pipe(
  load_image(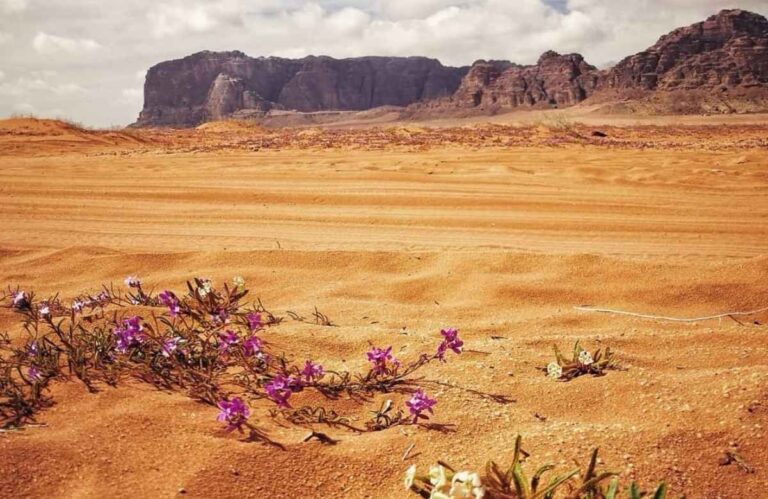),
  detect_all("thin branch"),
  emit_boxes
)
[402,442,415,461]
[573,305,768,323]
